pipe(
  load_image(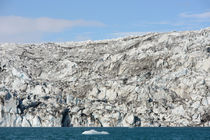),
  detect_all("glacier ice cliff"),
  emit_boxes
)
[0,28,210,127]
